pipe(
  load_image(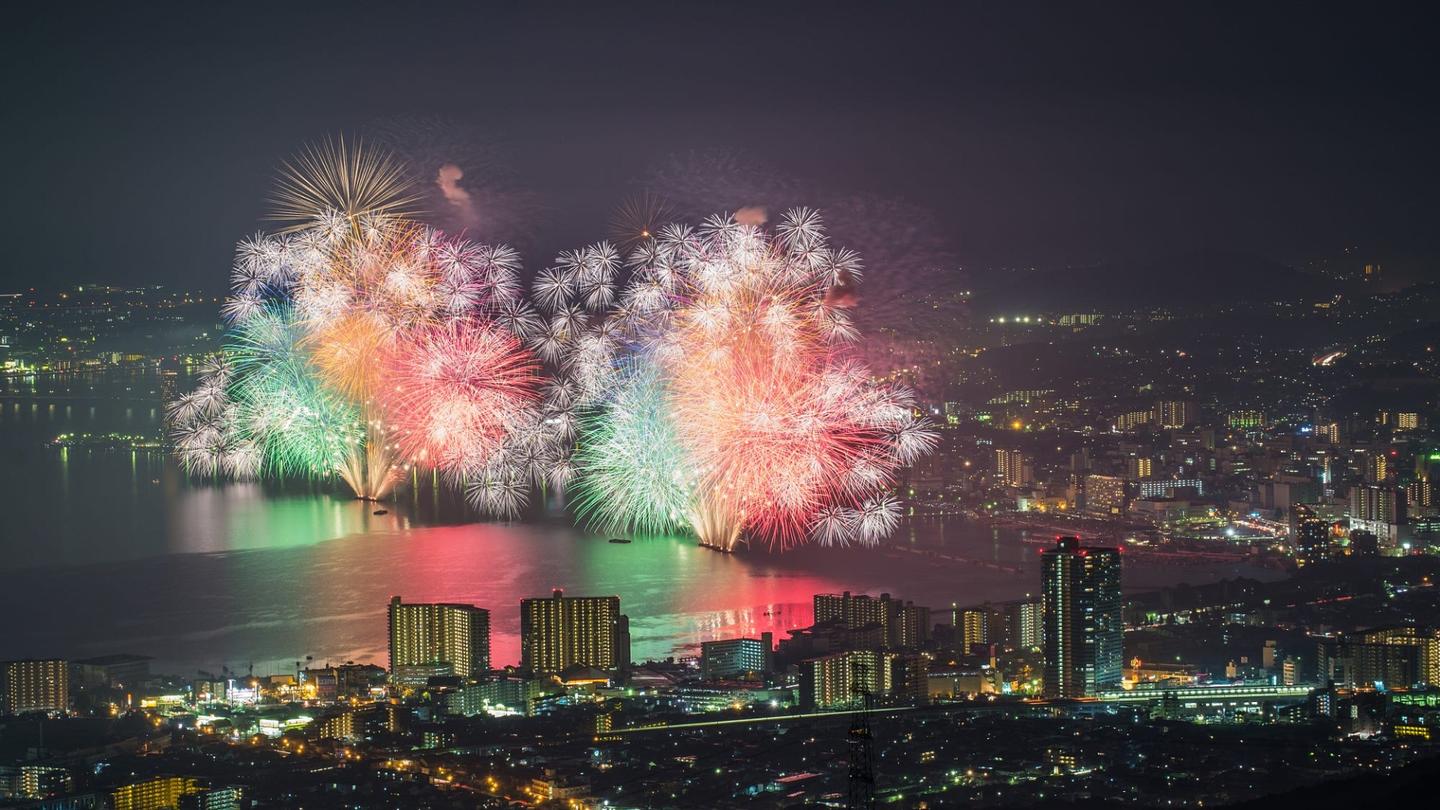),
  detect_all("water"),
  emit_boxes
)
[0,371,1282,676]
